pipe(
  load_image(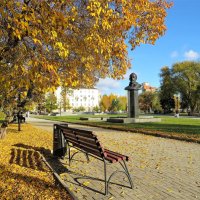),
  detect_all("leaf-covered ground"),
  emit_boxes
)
[0,124,71,200]
[50,123,200,199]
